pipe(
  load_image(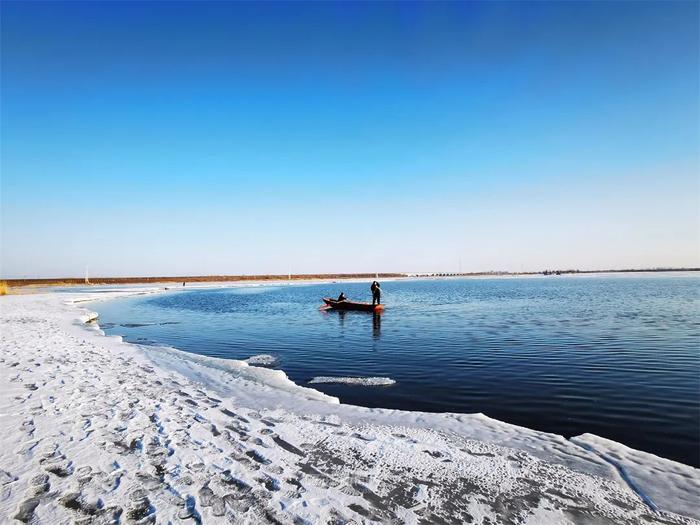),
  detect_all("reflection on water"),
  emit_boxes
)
[373,312,381,339]
[93,275,700,466]
[324,309,382,339]
[336,309,345,328]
